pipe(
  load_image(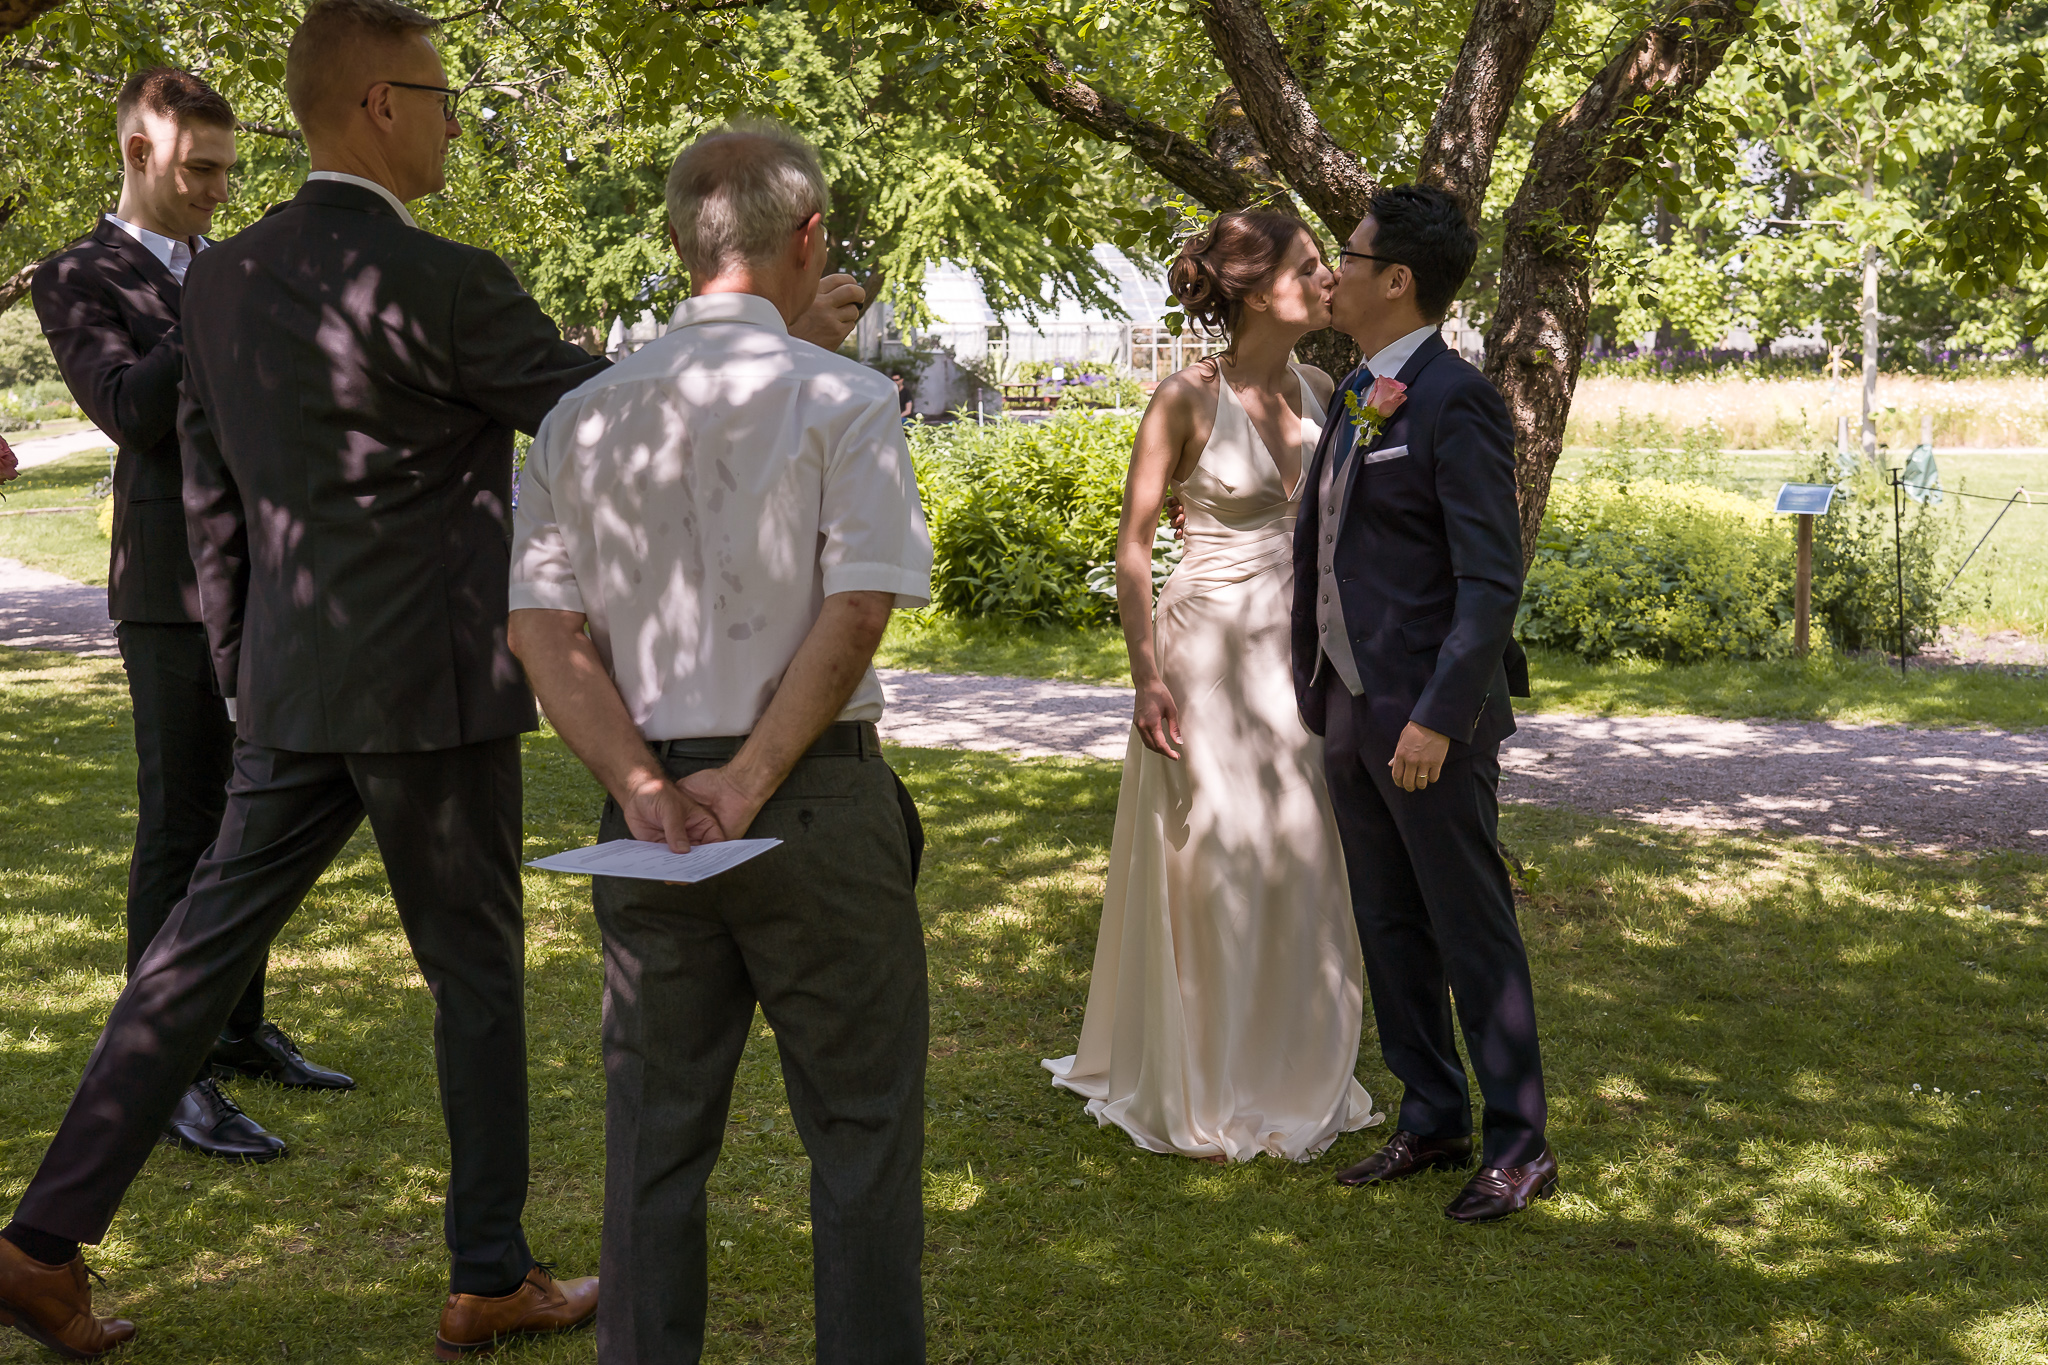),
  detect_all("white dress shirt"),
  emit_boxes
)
[305,170,418,227]
[104,214,206,285]
[1363,322,1442,385]
[510,291,933,740]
